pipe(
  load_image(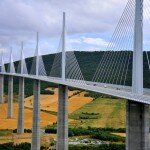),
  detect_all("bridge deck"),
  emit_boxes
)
[1,73,150,104]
